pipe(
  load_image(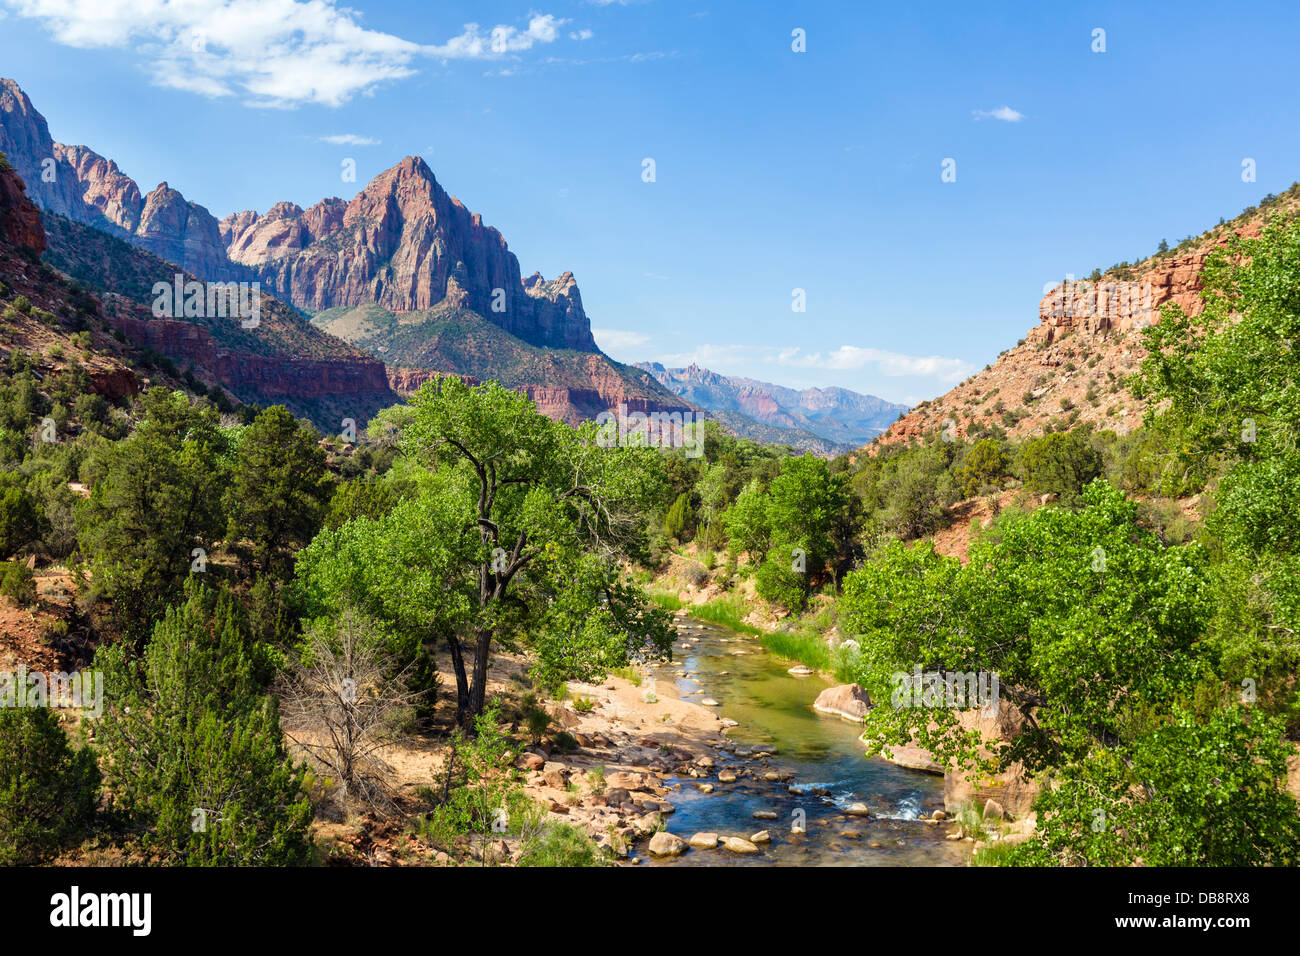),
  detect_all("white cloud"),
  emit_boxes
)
[570,29,594,41]
[779,345,972,381]
[972,105,1025,122]
[593,328,651,350]
[318,133,380,146]
[4,1,571,107]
